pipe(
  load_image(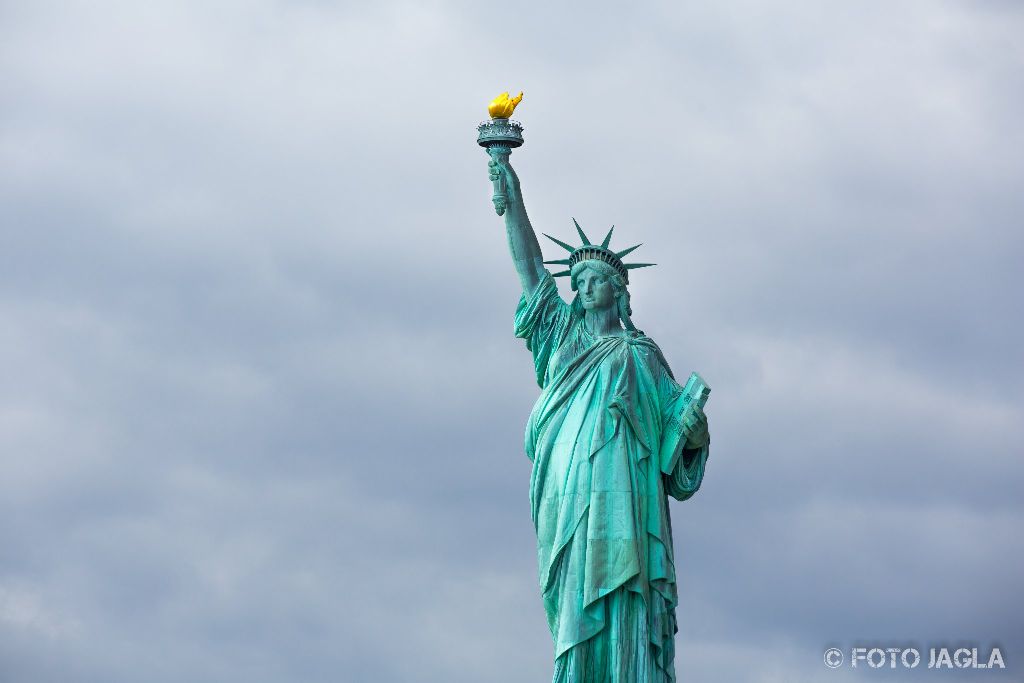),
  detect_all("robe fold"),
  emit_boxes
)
[515,272,710,683]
